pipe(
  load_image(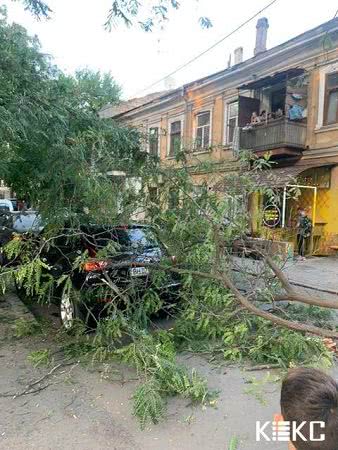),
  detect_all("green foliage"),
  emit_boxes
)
[115,331,176,374]
[15,0,212,33]
[115,331,215,428]
[104,0,212,32]
[14,259,51,299]
[27,348,52,367]
[284,304,333,328]
[13,318,43,338]
[174,279,238,347]
[133,379,166,429]
[228,436,240,450]
[131,289,163,327]
[0,9,143,223]
[91,314,128,361]
[173,279,333,368]
[17,0,52,19]
[0,234,54,301]
[247,323,333,368]
[2,237,54,302]
[244,372,280,405]
[72,69,121,113]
